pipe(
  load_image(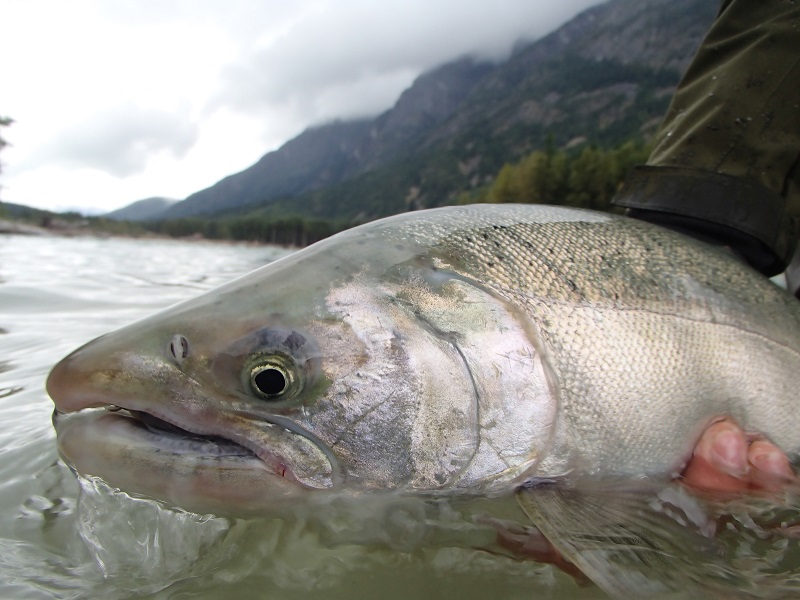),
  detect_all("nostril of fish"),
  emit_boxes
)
[169,334,190,363]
